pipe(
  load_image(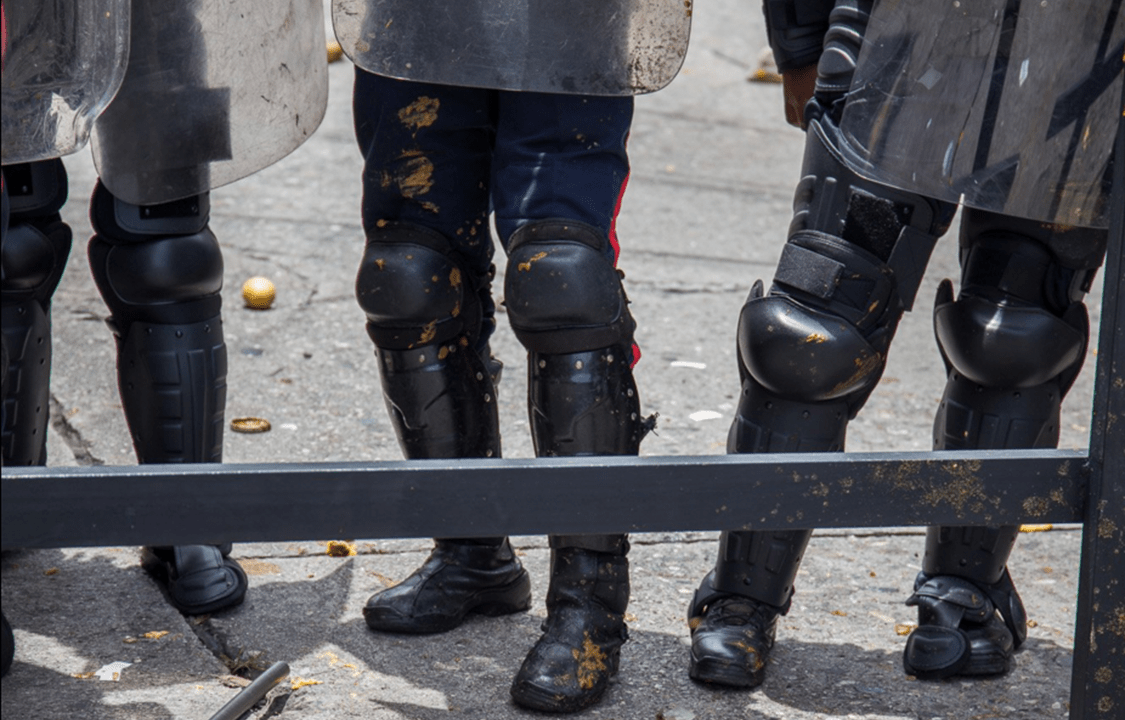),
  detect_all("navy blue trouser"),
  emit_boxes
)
[353,69,634,349]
